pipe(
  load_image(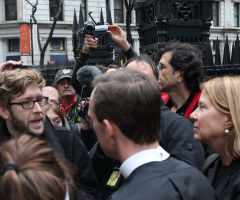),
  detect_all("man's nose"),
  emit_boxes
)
[33,101,43,113]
